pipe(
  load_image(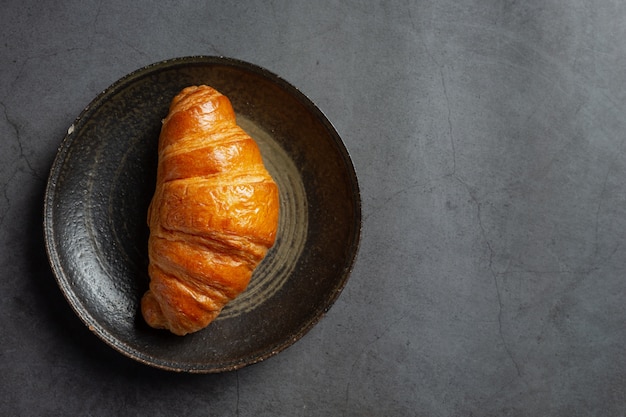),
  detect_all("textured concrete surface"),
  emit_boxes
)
[2,0,626,415]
